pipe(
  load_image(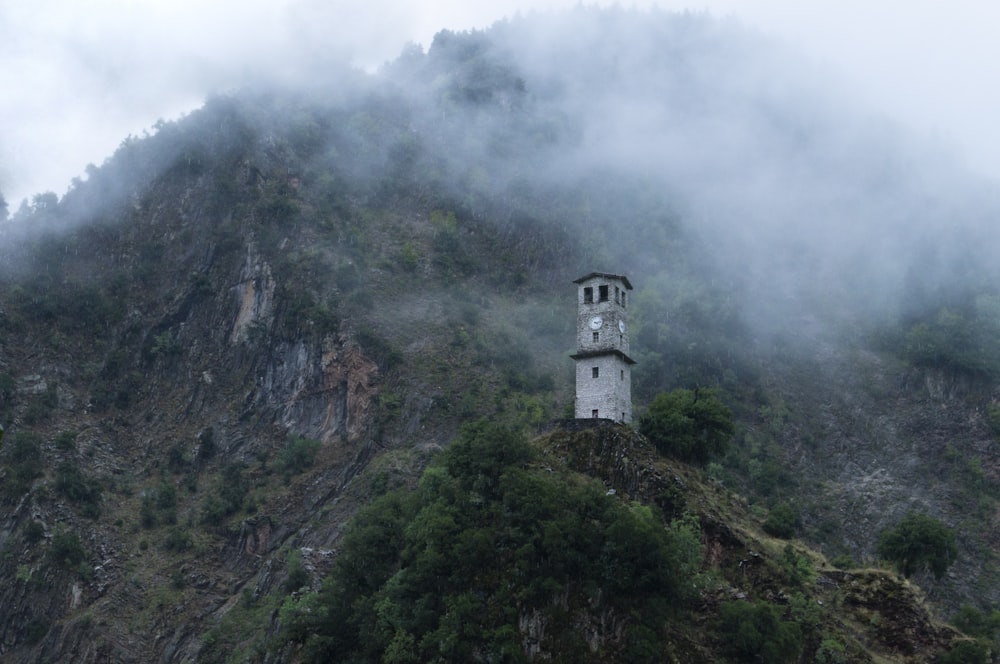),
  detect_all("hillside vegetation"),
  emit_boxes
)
[0,7,999,662]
